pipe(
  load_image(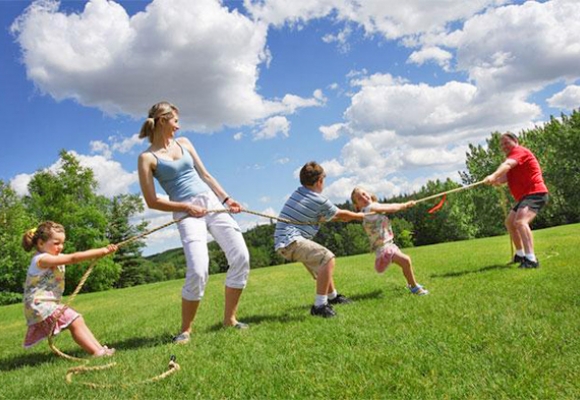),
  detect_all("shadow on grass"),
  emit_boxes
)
[0,332,172,372]
[348,289,384,302]
[430,263,513,279]
[0,351,57,372]
[284,289,385,313]
[204,290,385,332]
[205,313,307,332]
[108,331,174,351]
